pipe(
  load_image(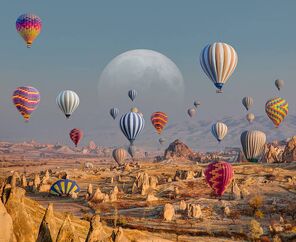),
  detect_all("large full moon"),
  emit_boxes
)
[98,49,185,115]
